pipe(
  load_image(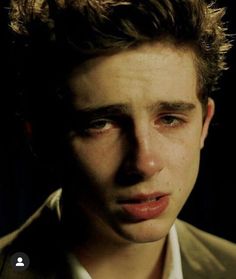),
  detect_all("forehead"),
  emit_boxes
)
[68,42,198,108]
